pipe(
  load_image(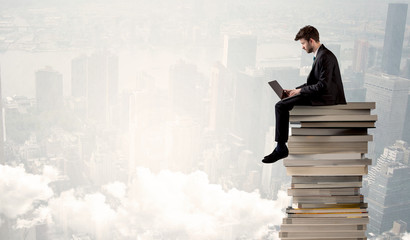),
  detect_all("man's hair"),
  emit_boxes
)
[294,25,320,42]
